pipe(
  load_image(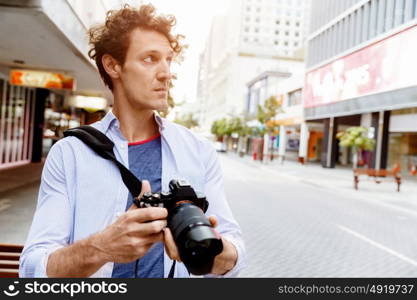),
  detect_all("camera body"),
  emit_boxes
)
[134,179,223,275]
[134,179,208,212]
